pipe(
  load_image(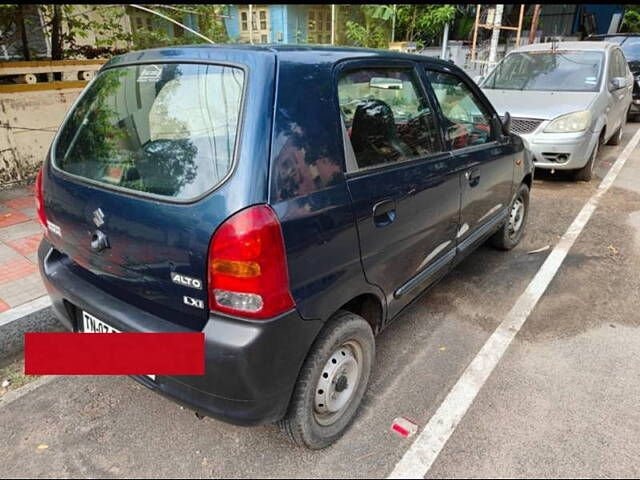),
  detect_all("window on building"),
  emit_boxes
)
[241,12,248,31]
[238,7,269,43]
[260,10,267,30]
[308,7,331,44]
